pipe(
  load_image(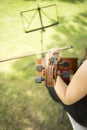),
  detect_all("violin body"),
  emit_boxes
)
[35,57,78,86]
